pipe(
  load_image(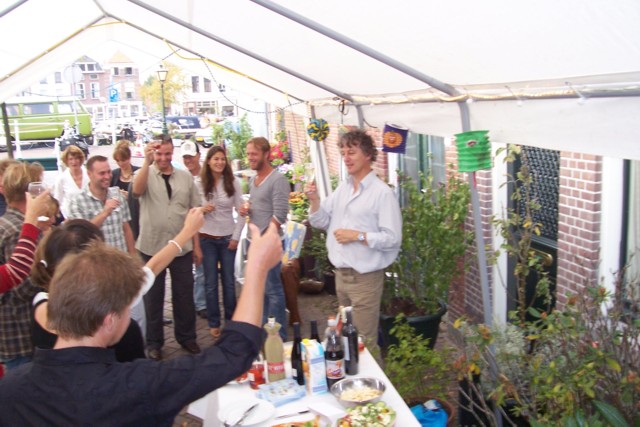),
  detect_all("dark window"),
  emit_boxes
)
[401,133,446,189]
[125,67,133,75]
[113,68,120,76]
[204,78,211,92]
[192,76,199,93]
[55,72,62,83]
